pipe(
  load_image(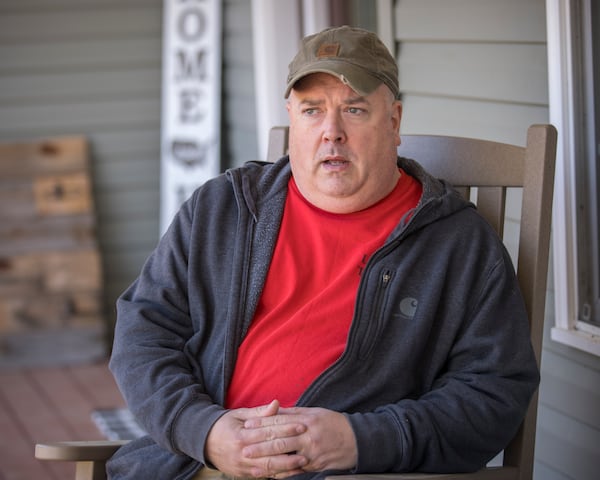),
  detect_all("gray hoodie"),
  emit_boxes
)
[108,155,539,479]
